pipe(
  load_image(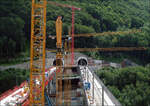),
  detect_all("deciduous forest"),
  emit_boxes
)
[97,66,150,106]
